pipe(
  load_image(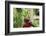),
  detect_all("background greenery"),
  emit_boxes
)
[13,8,39,28]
